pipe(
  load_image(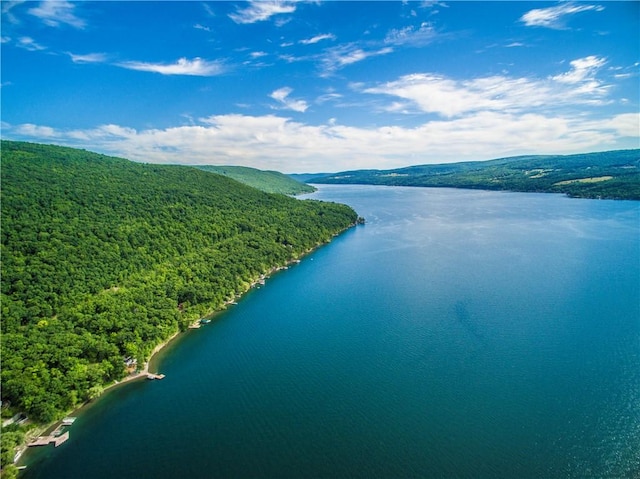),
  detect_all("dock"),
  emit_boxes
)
[146,373,165,380]
[28,431,69,448]
[62,417,77,426]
